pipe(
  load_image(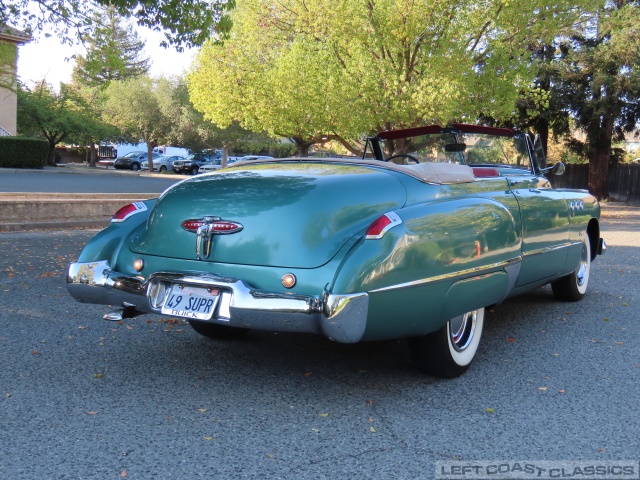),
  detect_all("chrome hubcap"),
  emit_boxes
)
[576,242,589,286]
[449,311,477,352]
